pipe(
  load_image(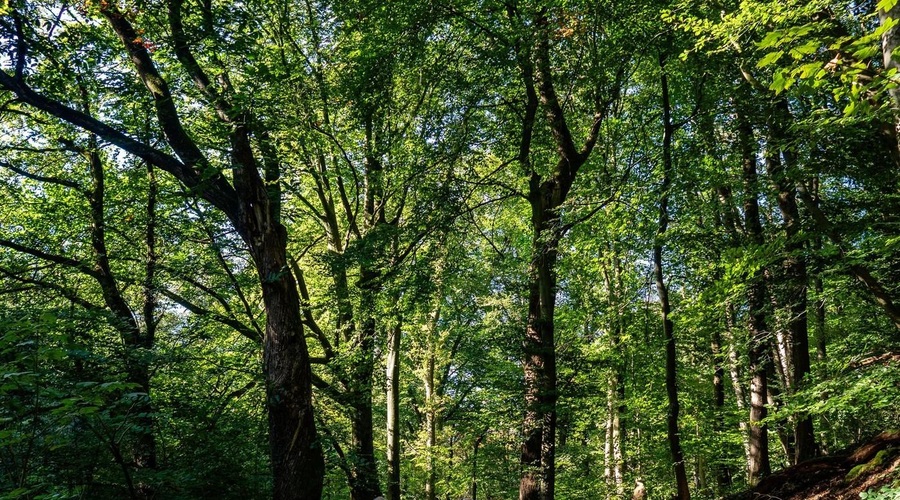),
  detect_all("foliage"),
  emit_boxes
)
[0,0,898,498]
